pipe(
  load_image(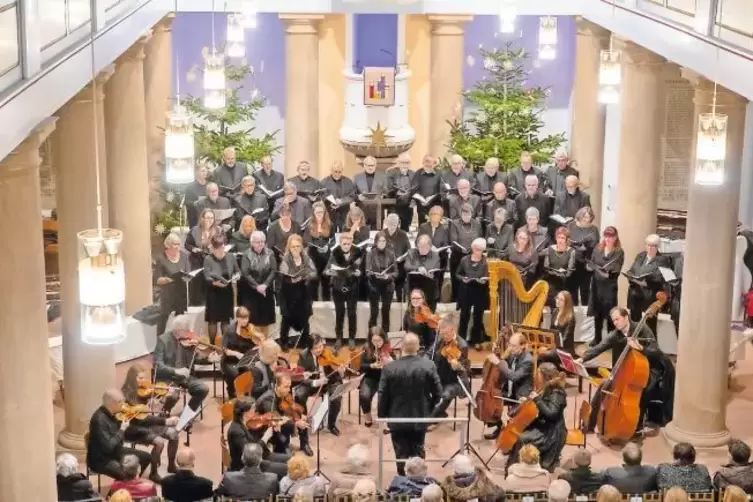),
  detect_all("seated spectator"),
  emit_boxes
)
[664,486,690,502]
[279,455,327,497]
[422,484,444,502]
[596,485,621,502]
[329,444,373,497]
[548,479,571,502]
[108,454,159,499]
[293,486,315,502]
[109,490,133,502]
[559,449,605,494]
[714,439,753,492]
[723,485,750,502]
[387,456,440,496]
[56,453,97,502]
[442,454,505,502]
[657,442,712,492]
[160,447,214,502]
[505,444,551,493]
[217,443,279,500]
[603,442,658,493]
[352,479,379,502]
